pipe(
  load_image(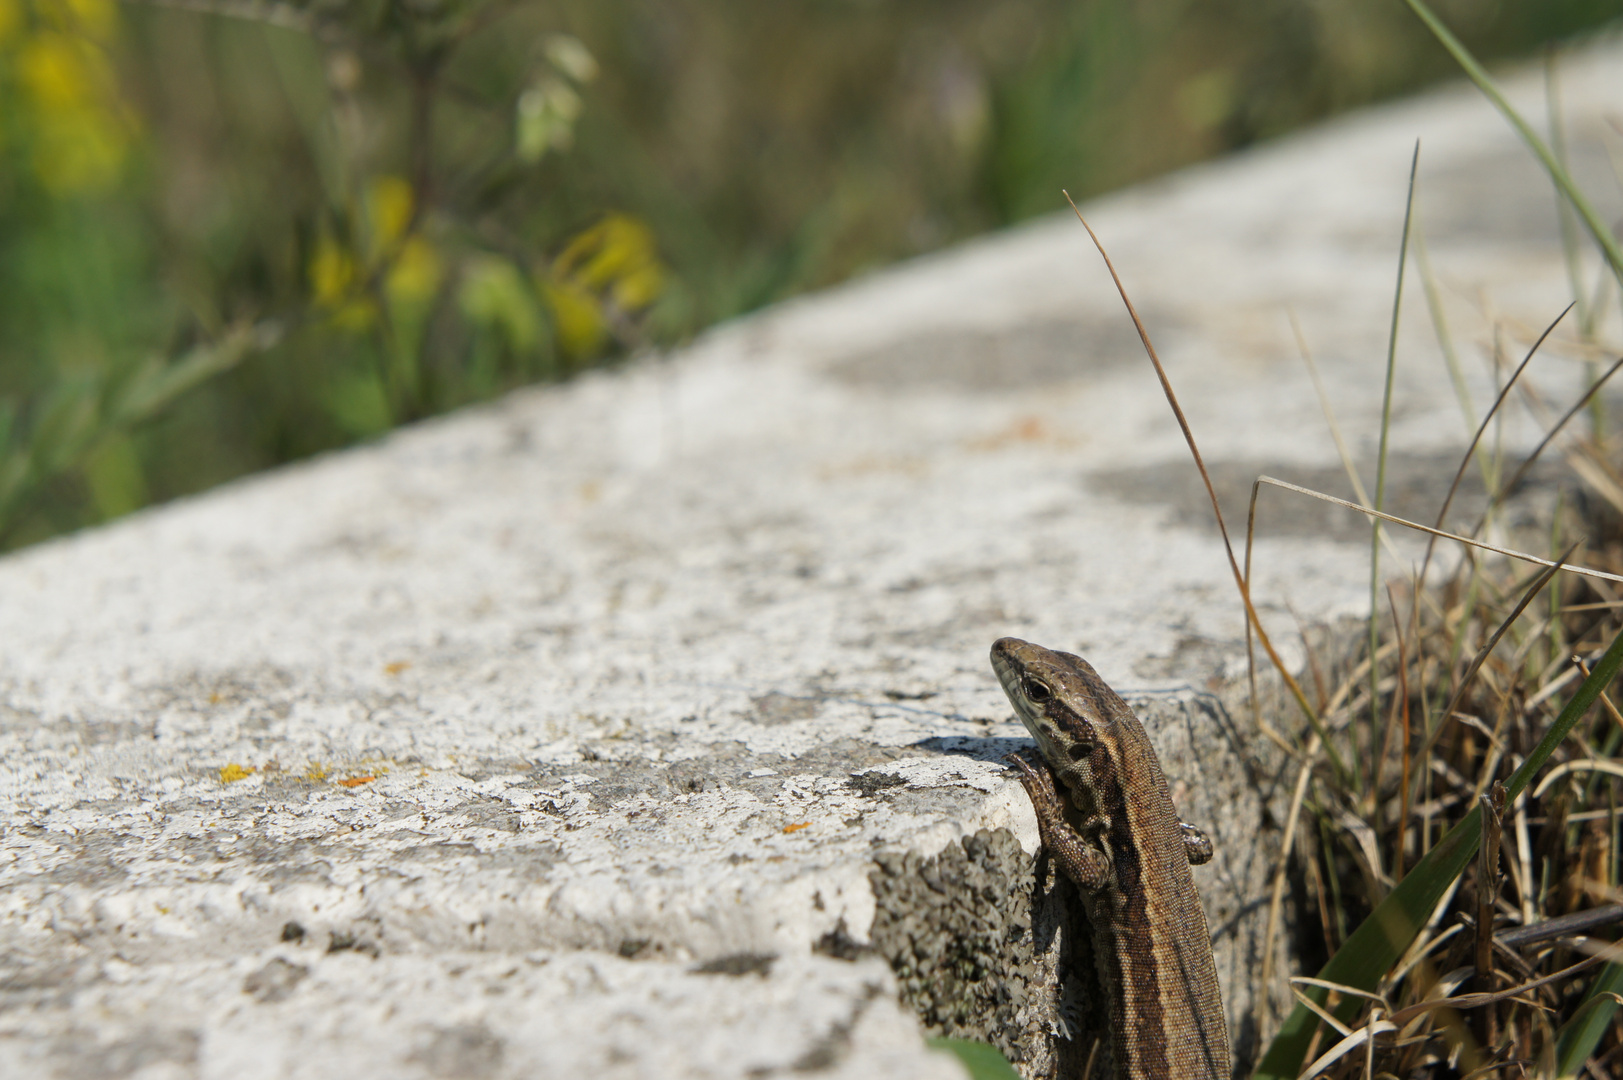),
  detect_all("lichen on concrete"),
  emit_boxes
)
[869,829,1049,1071]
